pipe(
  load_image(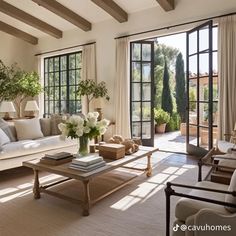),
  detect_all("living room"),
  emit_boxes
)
[0,0,236,236]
